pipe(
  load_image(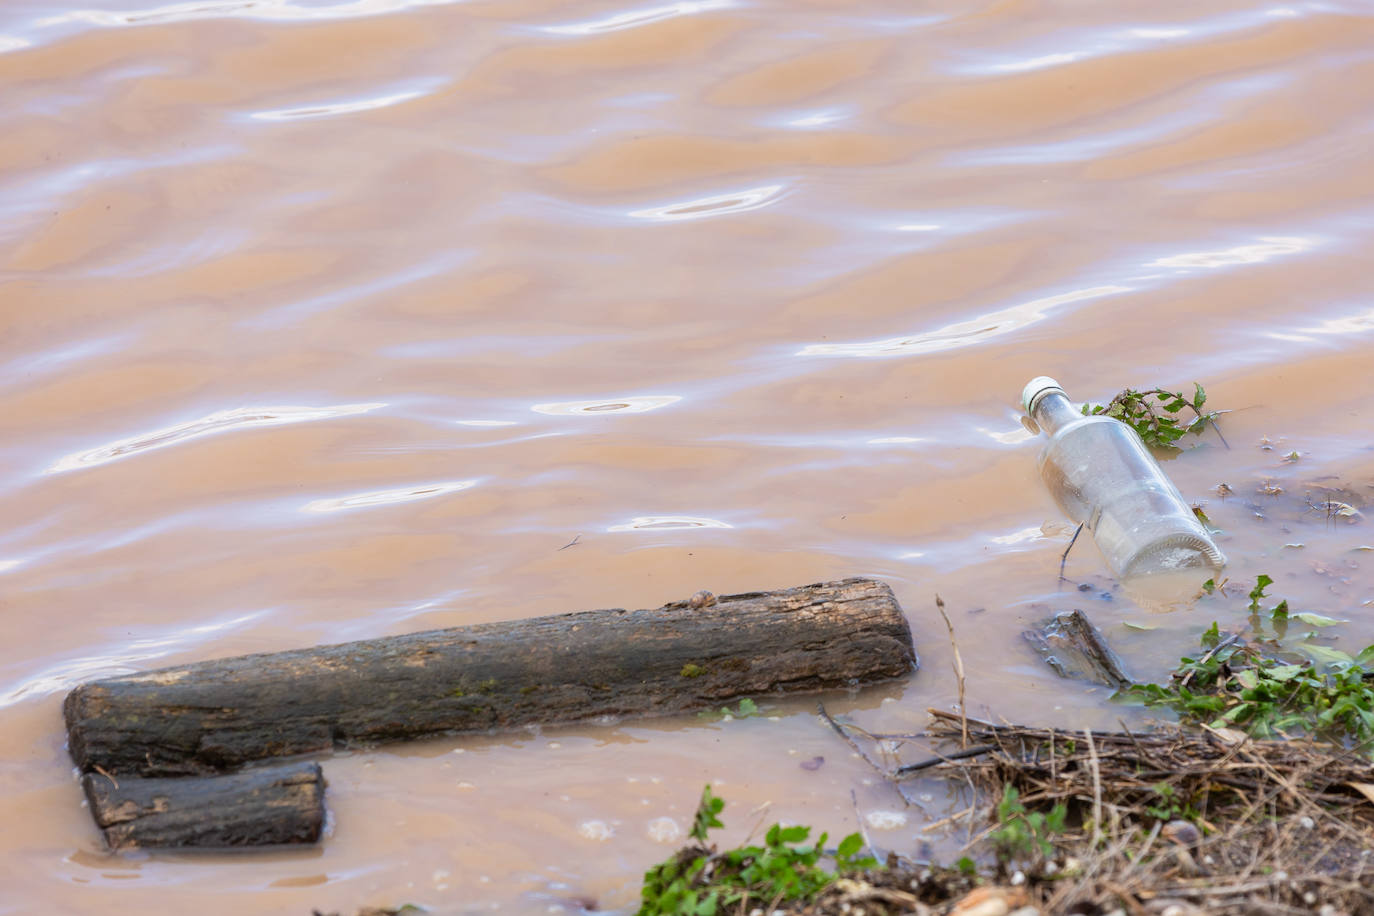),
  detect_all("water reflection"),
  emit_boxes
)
[1300,305,1374,335]
[607,516,731,531]
[0,334,133,384]
[777,108,851,129]
[538,0,734,36]
[532,396,680,416]
[250,81,442,121]
[303,479,477,513]
[961,5,1330,75]
[0,609,270,708]
[1149,236,1314,270]
[35,0,468,29]
[798,285,1130,358]
[45,403,385,474]
[628,184,786,222]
